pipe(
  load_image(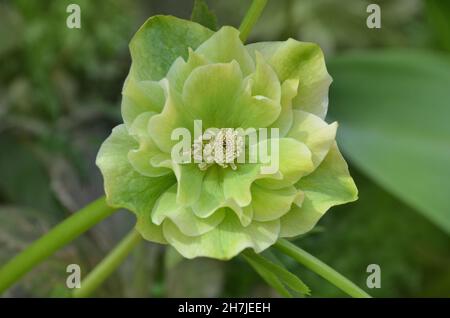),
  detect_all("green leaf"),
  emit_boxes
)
[328,50,450,235]
[243,249,310,296]
[190,0,218,31]
[426,0,450,52]
[129,15,213,81]
[242,253,292,297]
